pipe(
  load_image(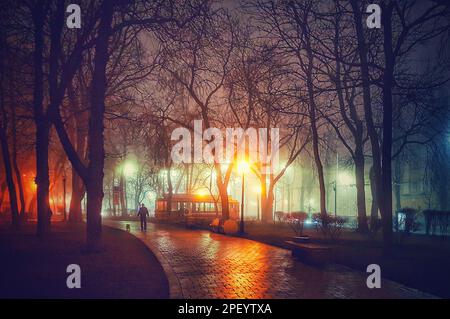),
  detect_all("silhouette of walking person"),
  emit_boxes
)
[137,203,149,231]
